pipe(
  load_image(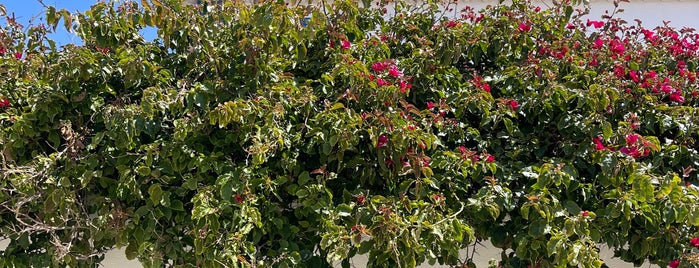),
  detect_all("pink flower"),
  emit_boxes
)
[668,259,680,268]
[445,20,458,28]
[399,80,412,93]
[592,38,604,49]
[592,137,605,151]
[482,83,491,93]
[670,92,685,103]
[376,78,390,87]
[385,158,395,168]
[518,23,531,32]
[388,66,403,78]
[508,100,519,110]
[620,146,642,158]
[341,39,351,50]
[377,135,388,148]
[566,23,576,29]
[610,39,625,55]
[629,71,639,83]
[586,19,604,29]
[690,237,699,248]
[0,98,9,109]
[626,133,639,145]
[427,102,435,109]
[483,154,495,163]
[14,52,22,59]
[534,6,541,12]
[458,146,468,154]
[371,61,388,72]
